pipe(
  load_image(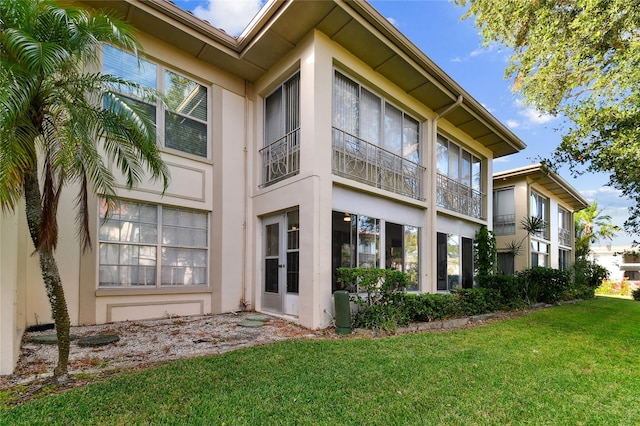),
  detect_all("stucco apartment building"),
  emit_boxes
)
[0,0,532,374]
[492,164,588,274]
